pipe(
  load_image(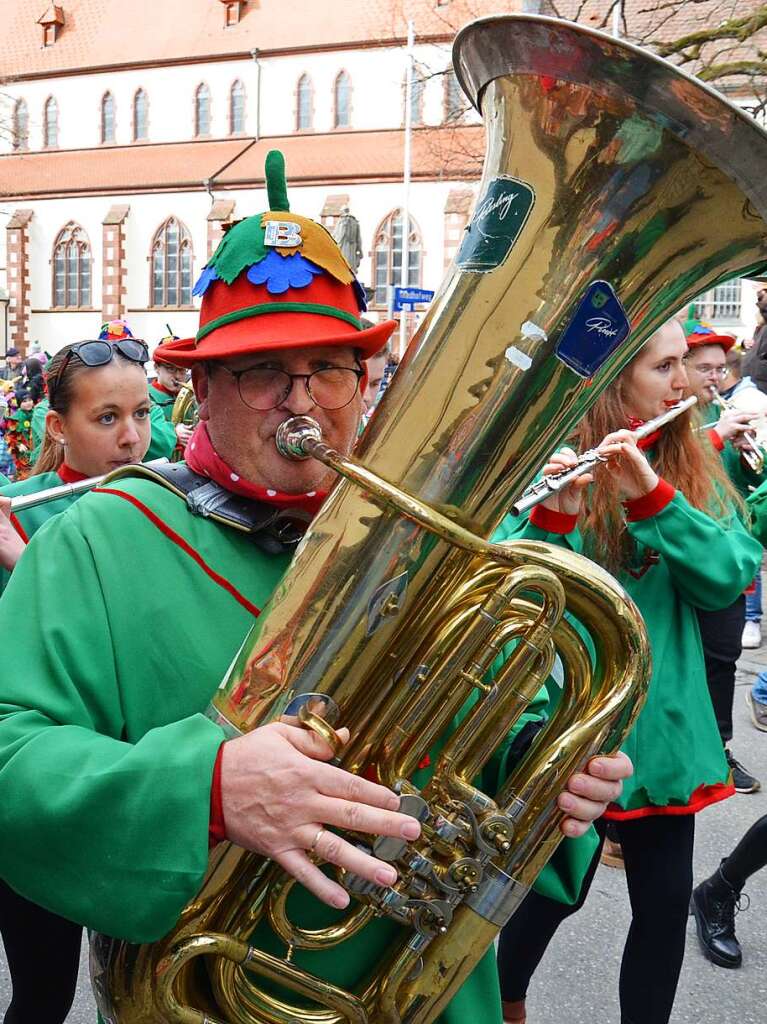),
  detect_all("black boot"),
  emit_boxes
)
[690,865,744,968]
